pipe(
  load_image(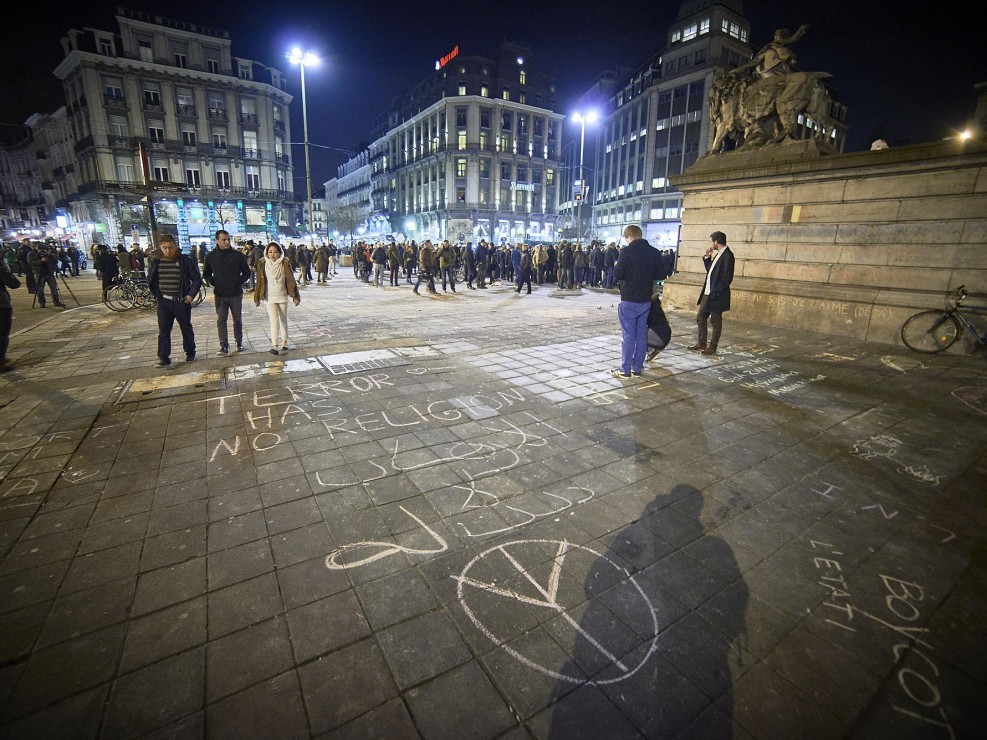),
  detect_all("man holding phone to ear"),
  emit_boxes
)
[691,231,735,356]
